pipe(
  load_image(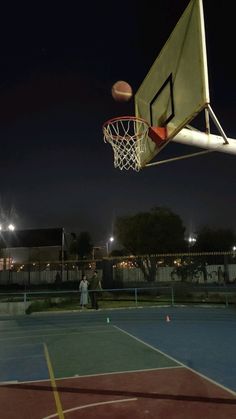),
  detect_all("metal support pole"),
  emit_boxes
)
[61,228,64,281]
[171,286,174,306]
[134,288,138,307]
[24,293,27,313]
